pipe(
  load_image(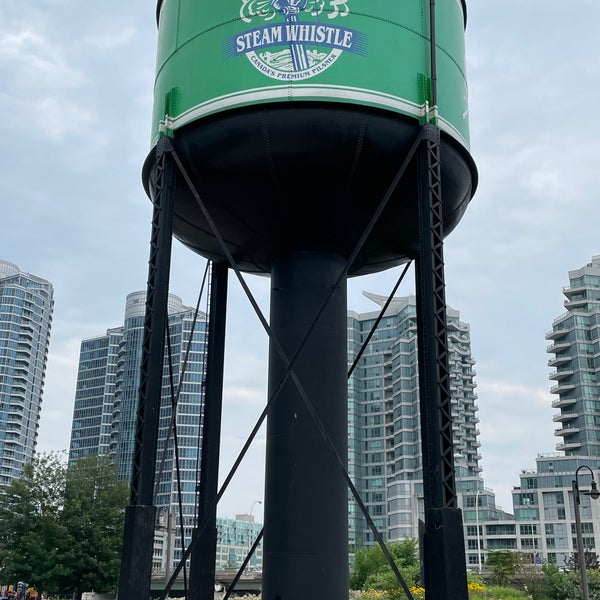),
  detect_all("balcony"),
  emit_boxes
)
[553,412,578,422]
[549,368,574,380]
[554,425,580,437]
[548,355,571,367]
[564,297,588,309]
[550,383,575,394]
[556,441,582,451]
[551,397,577,409]
[465,433,480,443]
[563,284,587,295]
[546,341,571,353]
[546,326,569,340]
